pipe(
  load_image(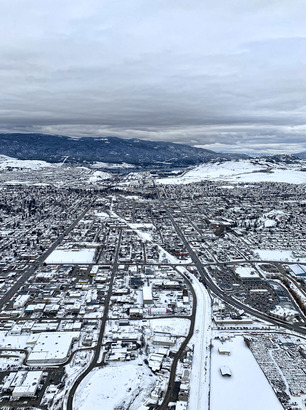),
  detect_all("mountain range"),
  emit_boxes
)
[0,133,304,168]
[0,133,247,167]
